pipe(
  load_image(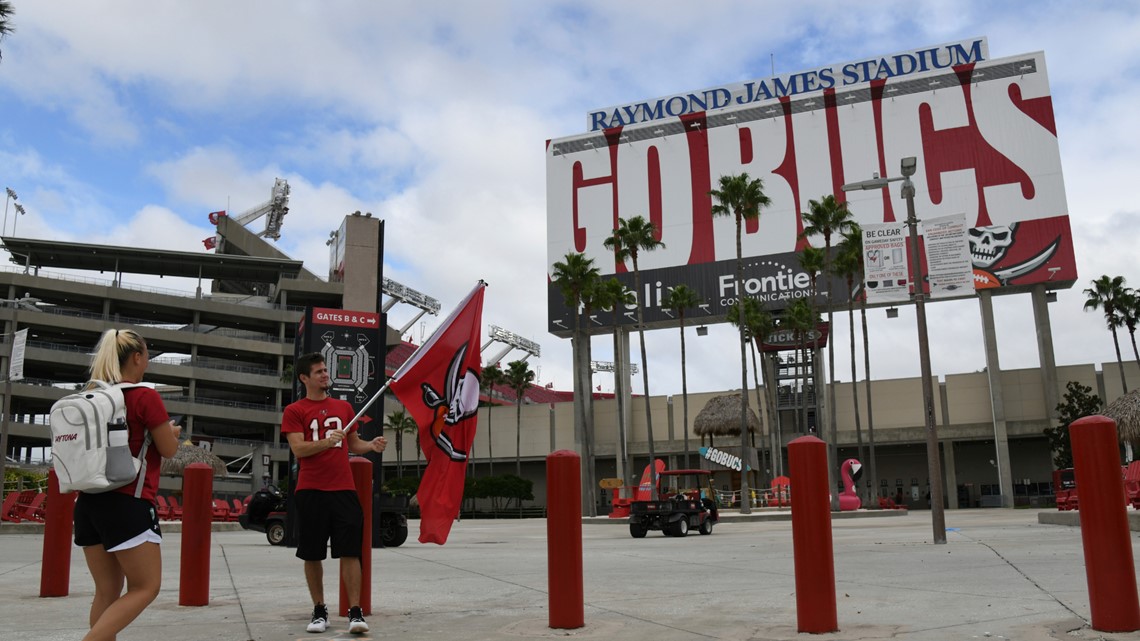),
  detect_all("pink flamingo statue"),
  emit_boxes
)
[839,458,863,511]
